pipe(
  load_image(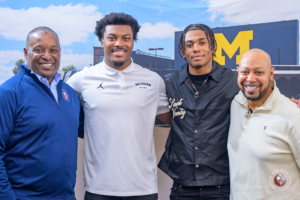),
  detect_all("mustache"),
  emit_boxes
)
[112,47,126,51]
[243,82,261,87]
